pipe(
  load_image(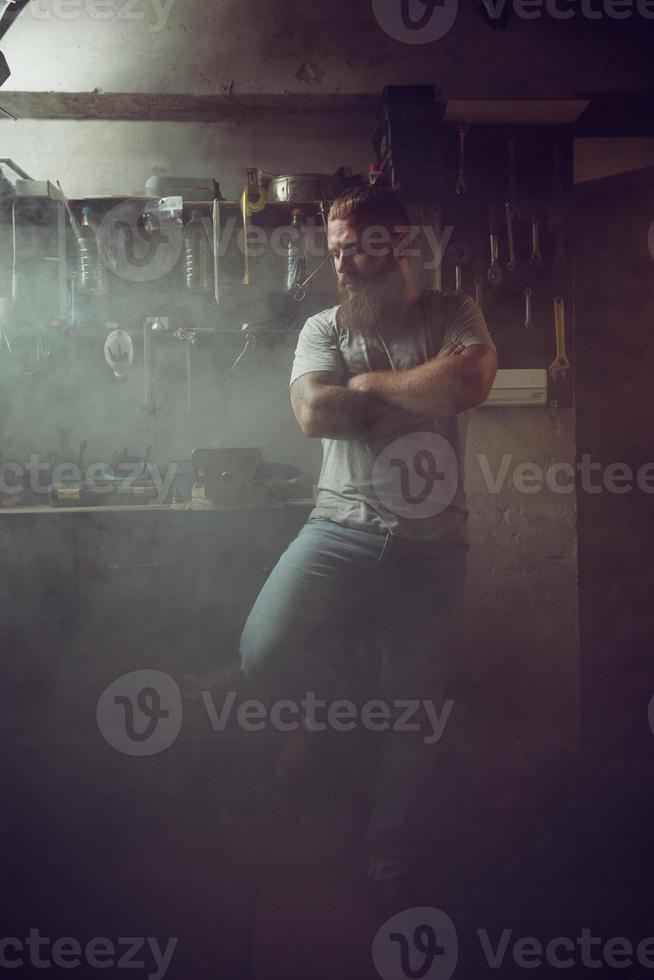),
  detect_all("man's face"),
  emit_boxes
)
[327,217,397,299]
[327,217,406,336]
